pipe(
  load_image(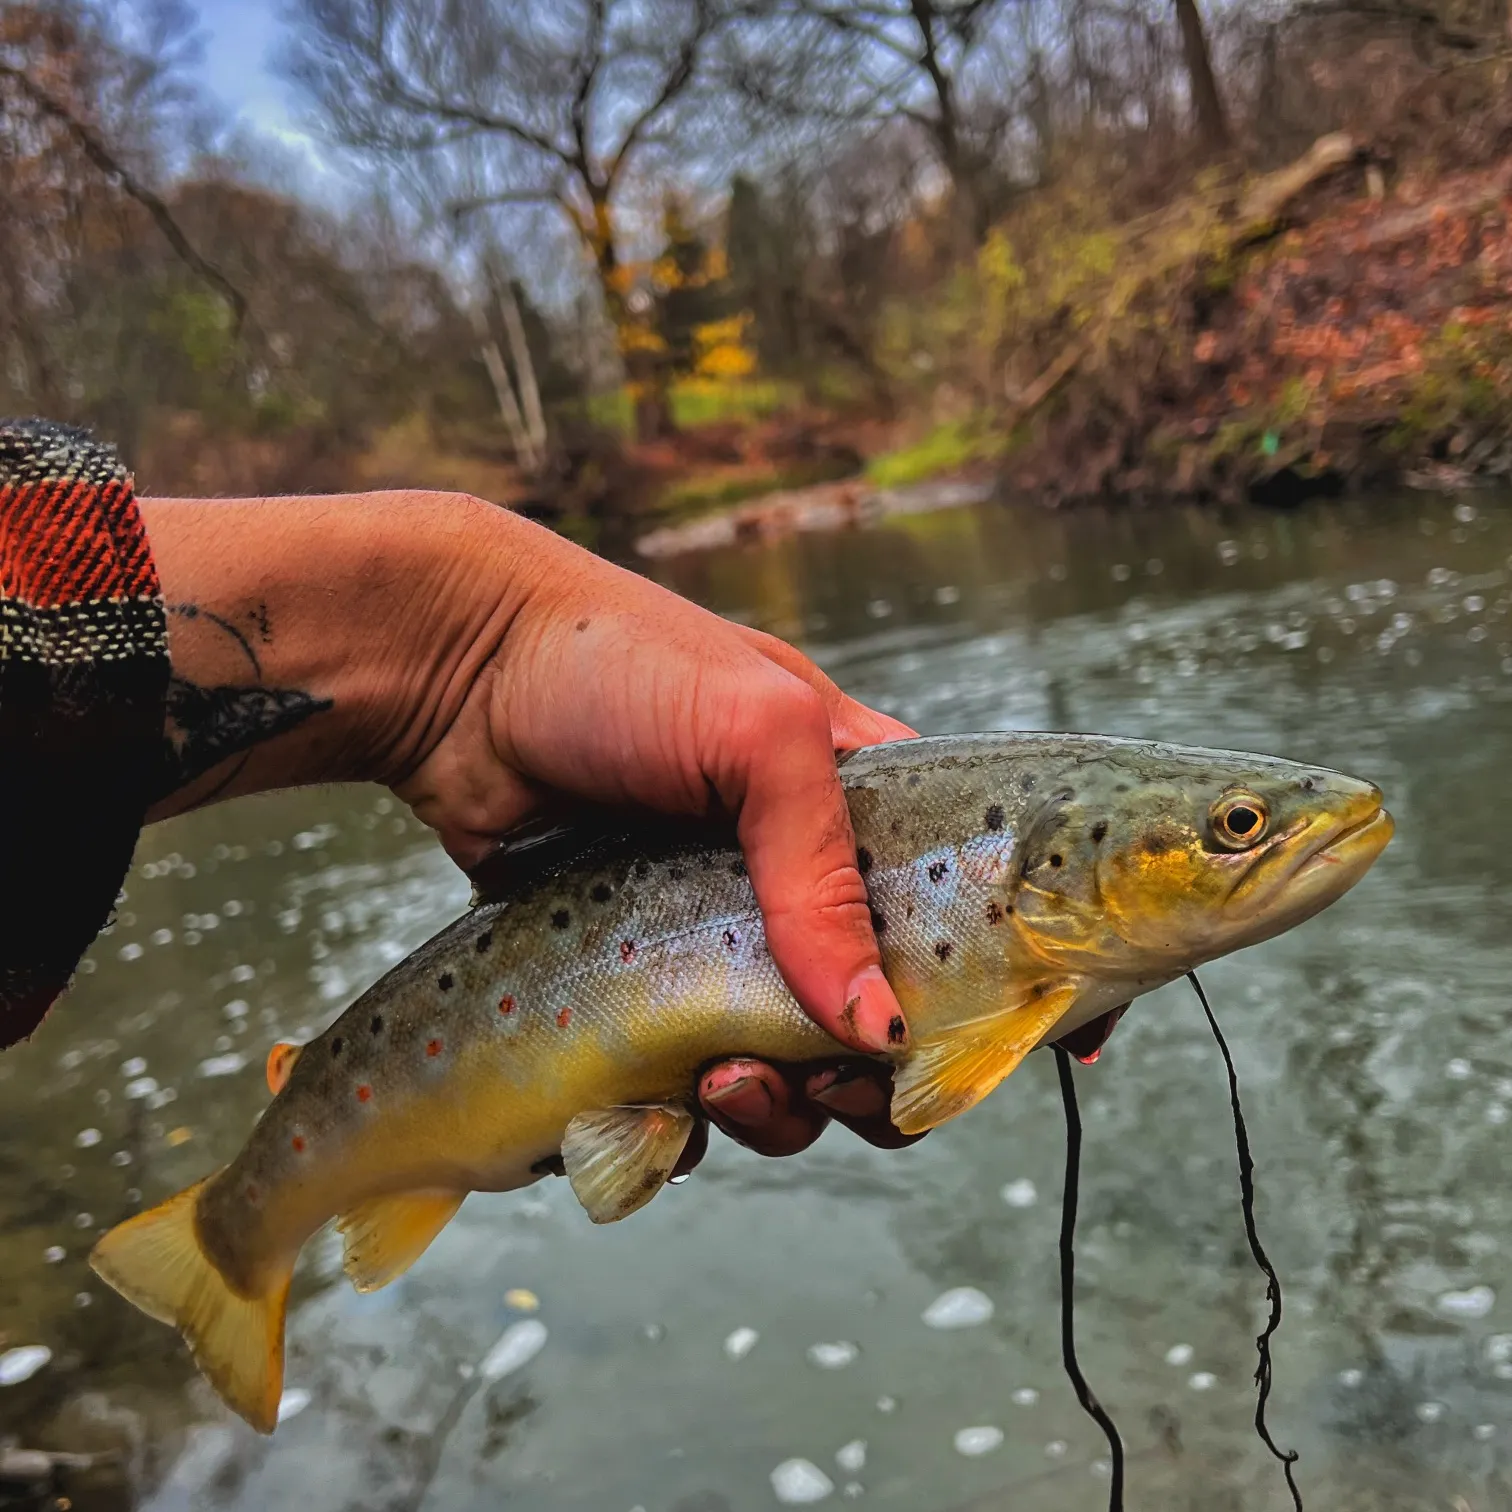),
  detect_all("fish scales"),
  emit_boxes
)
[89,732,1394,1431]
